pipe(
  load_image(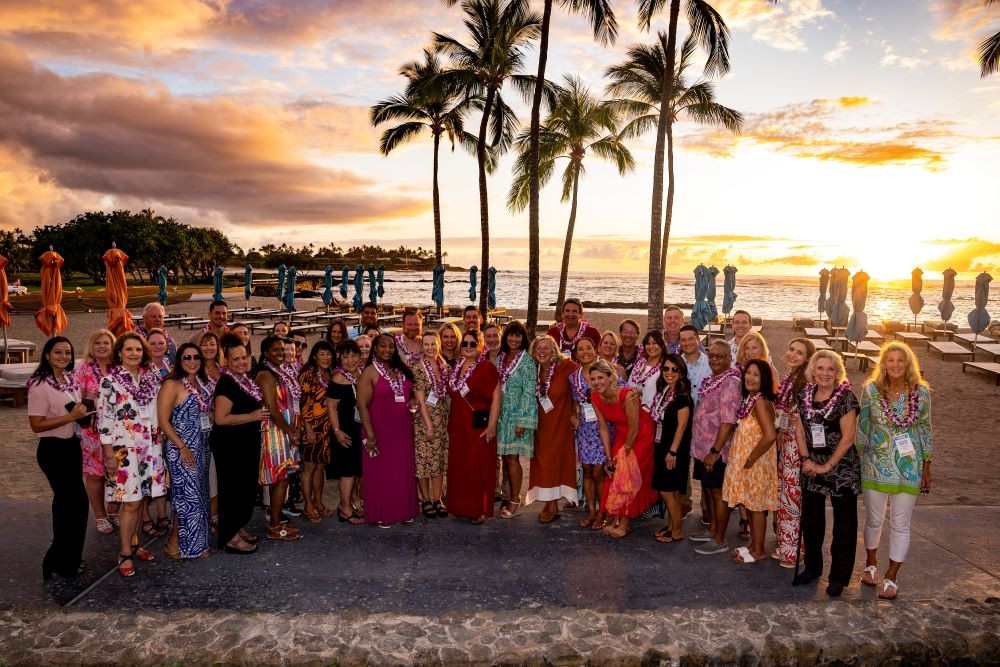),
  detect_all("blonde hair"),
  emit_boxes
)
[438,322,462,354]
[599,330,621,359]
[867,341,928,394]
[83,328,116,362]
[736,330,770,367]
[529,334,565,363]
[589,358,616,377]
[804,349,846,385]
